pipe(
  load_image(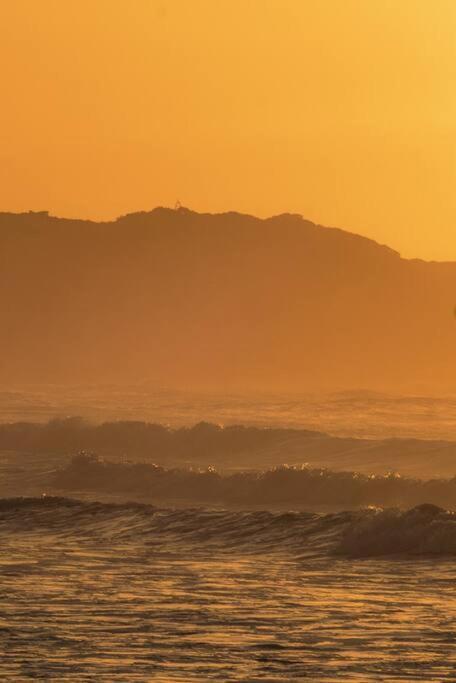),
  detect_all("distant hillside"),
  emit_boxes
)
[1,207,455,391]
